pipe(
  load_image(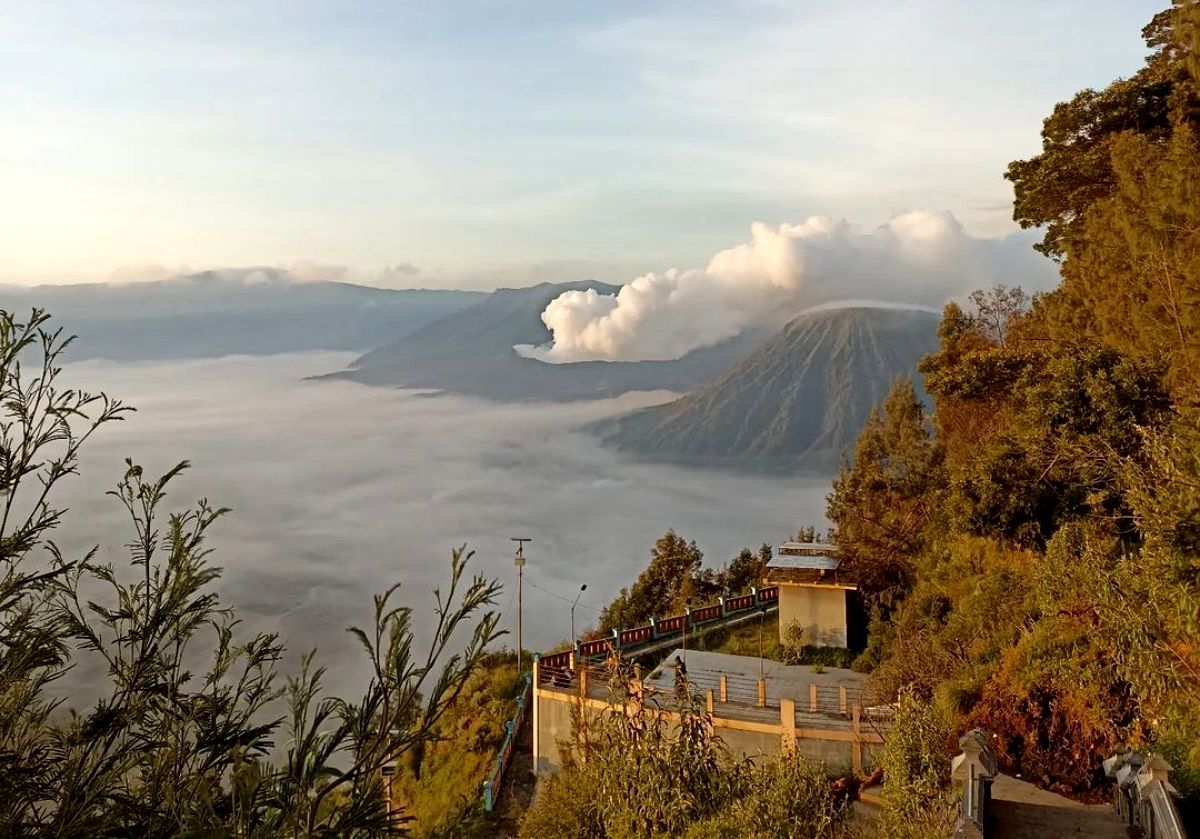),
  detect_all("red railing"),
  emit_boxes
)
[690,604,722,623]
[578,638,611,658]
[619,624,653,646]
[656,614,687,634]
[756,586,779,603]
[725,593,755,612]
